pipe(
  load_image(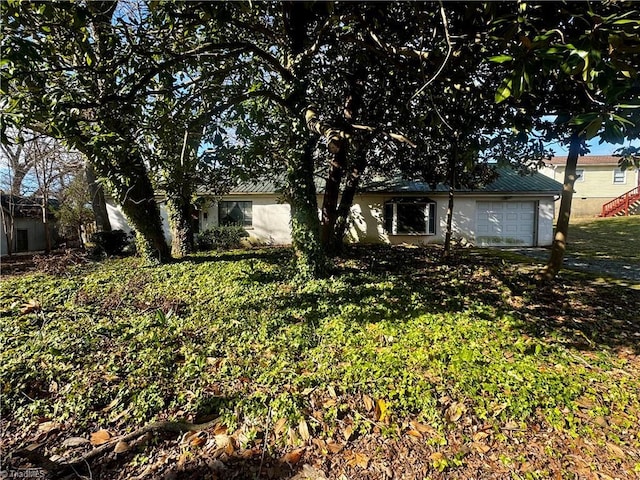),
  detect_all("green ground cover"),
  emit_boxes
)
[568,216,640,261]
[1,246,639,478]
